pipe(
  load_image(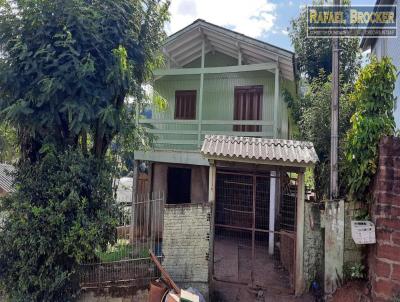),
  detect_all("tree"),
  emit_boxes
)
[0,0,168,160]
[284,73,355,199]
[0,0,169,300]
[286,1,362,199]
[289,1,361,82]
[345,57,397,200]
[0,122,18,163]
